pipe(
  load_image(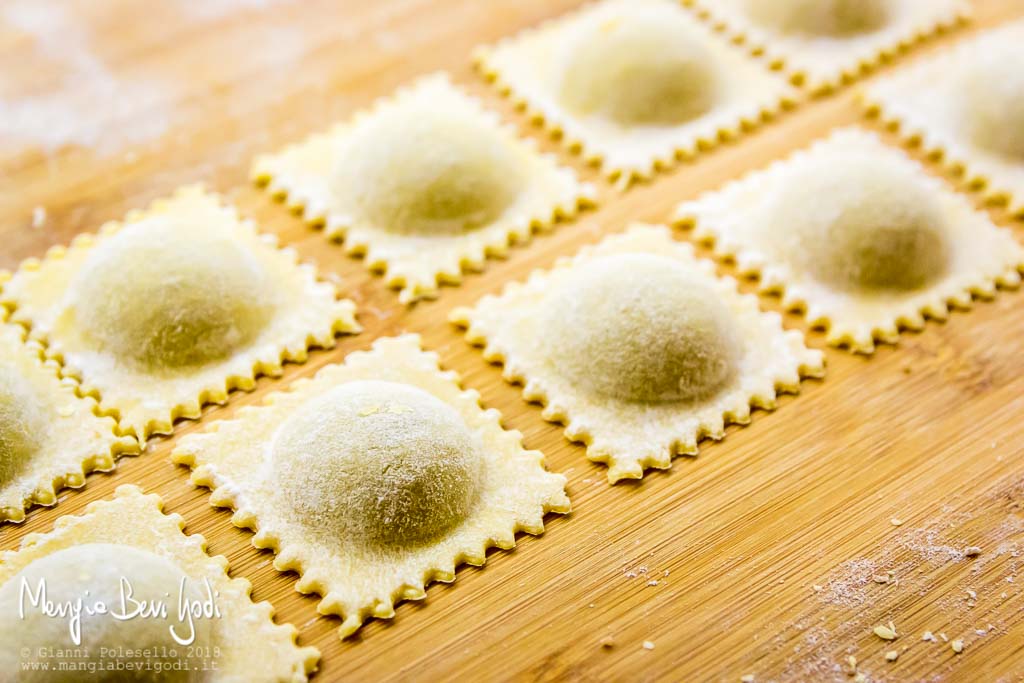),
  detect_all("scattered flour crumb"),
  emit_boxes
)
[642,641,655,651]
[873,622,897,641]
[885,650,899,662]
[891,518,904,526]
[922,631,936,642]
[31,206,46,229]
[819,558,879,607]
[951,639,964,653]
